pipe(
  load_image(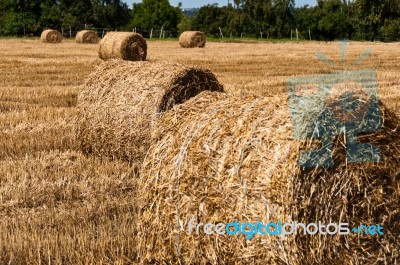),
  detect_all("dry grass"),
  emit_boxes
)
[0,38,399,264]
